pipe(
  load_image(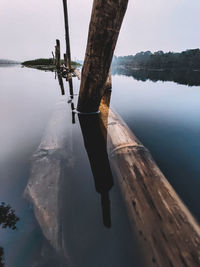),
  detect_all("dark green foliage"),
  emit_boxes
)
[0,202,19,230]
[22,58,81,66]
[0,202,19,266]
[22,58,54,66]
[113,49,200,70]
